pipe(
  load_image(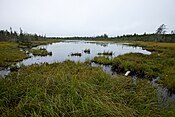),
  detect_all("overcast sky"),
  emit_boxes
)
[0,0,175,37]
